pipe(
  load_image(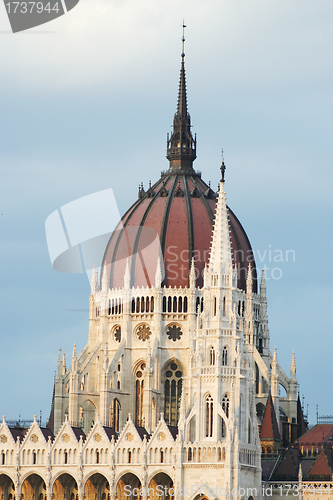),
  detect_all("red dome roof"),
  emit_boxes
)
[104,172,257,292]
[104,53,257,292]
